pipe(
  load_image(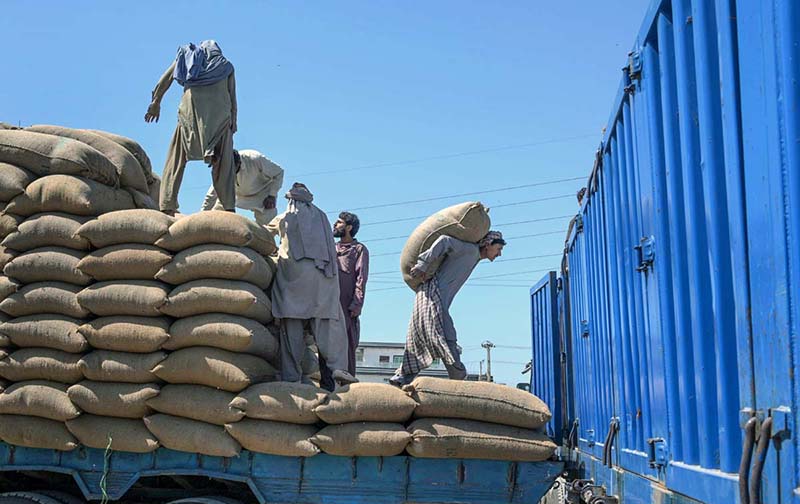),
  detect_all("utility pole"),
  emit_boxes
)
[479,360,484,380]
[481,340,495,382]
